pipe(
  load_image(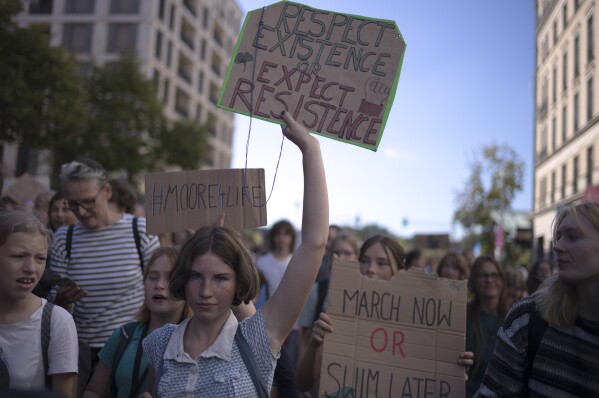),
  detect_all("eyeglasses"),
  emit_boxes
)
[475,272,502,281]
[64,188,104,212]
